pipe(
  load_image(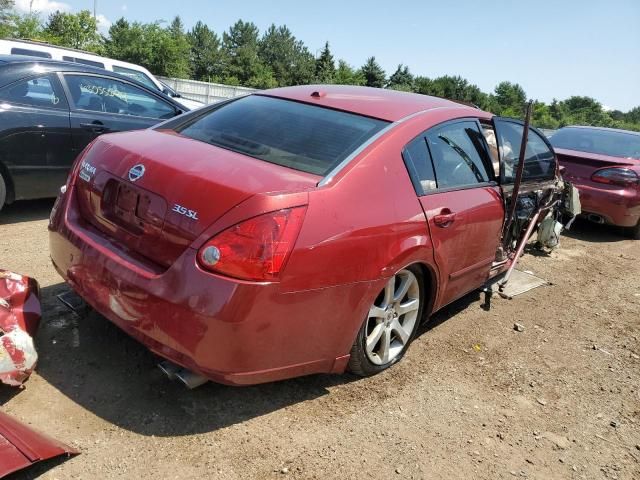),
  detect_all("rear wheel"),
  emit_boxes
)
[348,266,424,377]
